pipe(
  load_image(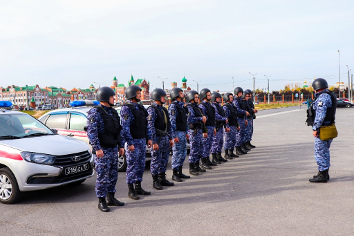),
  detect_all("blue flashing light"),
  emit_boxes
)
[70,100,99,107]
[0,101,12,108]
